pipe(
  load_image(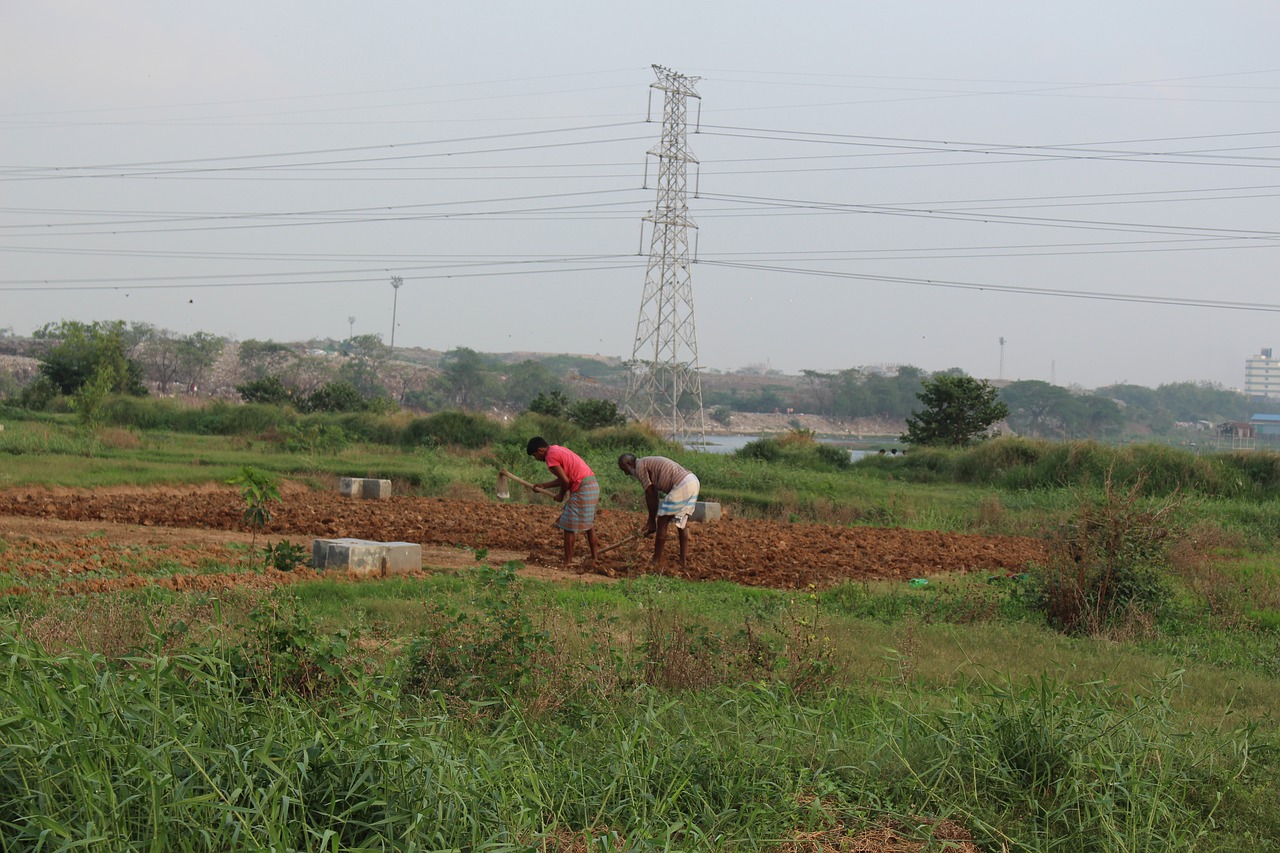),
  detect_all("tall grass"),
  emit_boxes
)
[0,618,1261,851]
